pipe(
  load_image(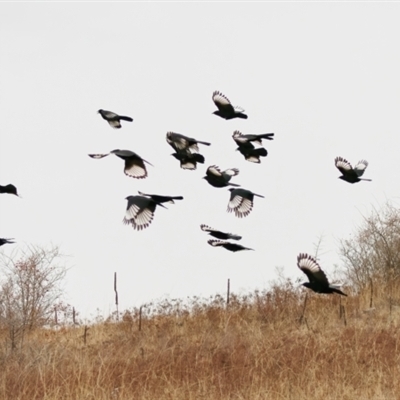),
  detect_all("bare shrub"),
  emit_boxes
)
[340,202,400,293]
[0,244,67,349]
